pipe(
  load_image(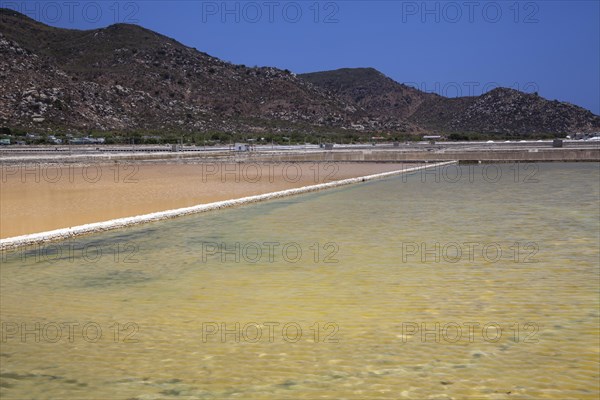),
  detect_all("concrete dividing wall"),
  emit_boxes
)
[2,147,598,164]
[249,148,600,163]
